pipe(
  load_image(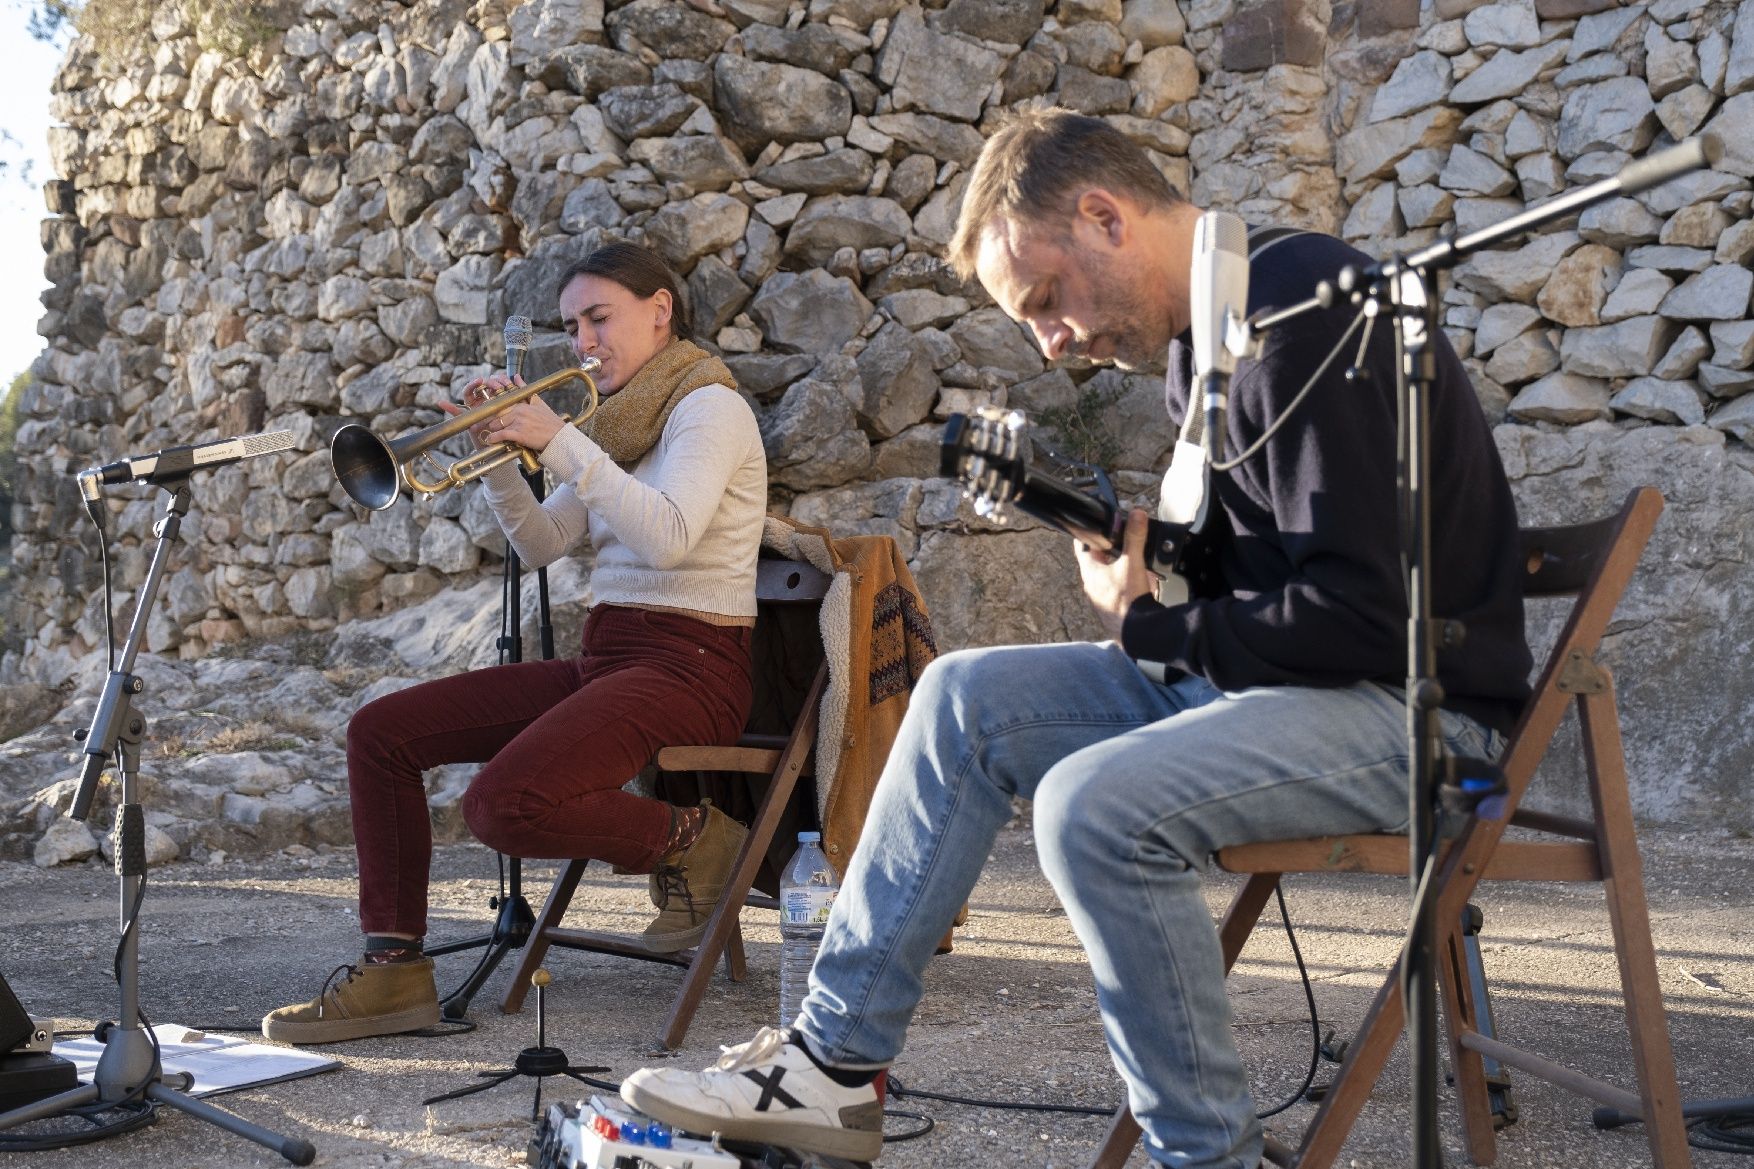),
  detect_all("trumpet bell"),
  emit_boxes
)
[331,423,400,511]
